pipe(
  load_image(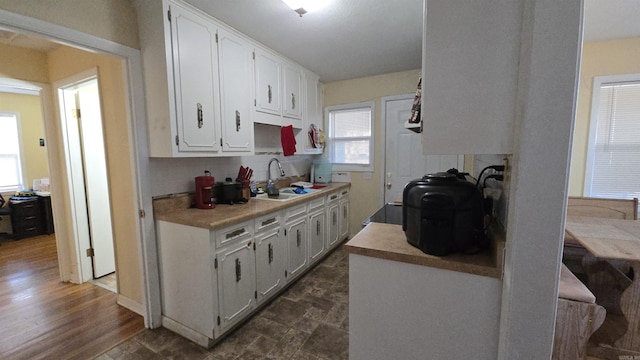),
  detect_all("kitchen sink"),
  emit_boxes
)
[253,187,315,202]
